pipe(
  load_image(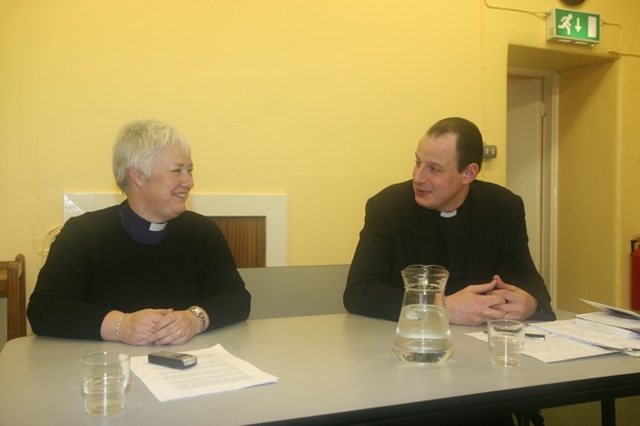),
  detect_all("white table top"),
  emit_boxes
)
[1,313,639,425]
